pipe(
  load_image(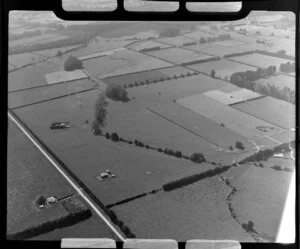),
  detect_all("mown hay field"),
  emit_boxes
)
[177,94,285,140]
[232,96,295,130]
